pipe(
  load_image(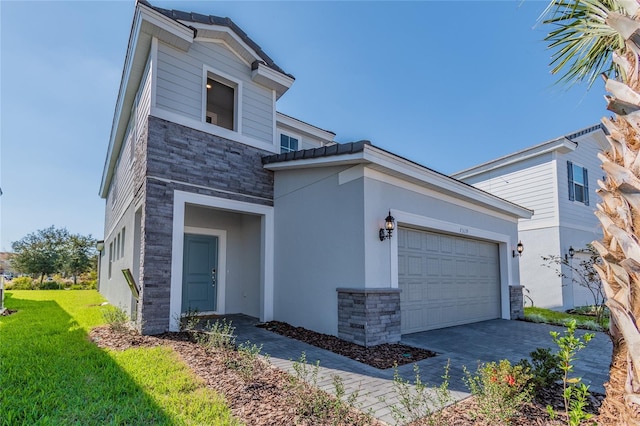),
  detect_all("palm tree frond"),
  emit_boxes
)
[540,0,626,88]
